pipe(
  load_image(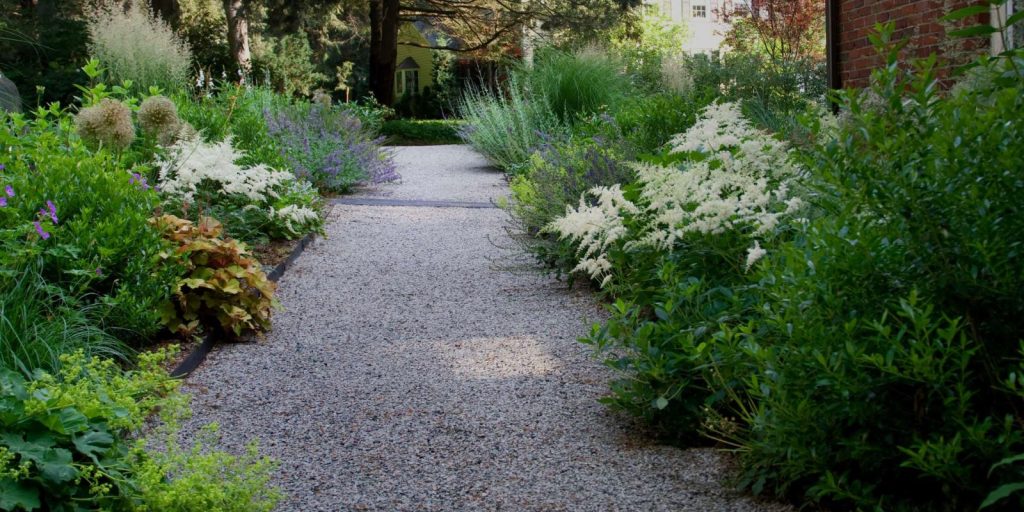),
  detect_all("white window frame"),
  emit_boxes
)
[992,0,1022,53]
[395,69,419,96]
[692,3,707,19]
